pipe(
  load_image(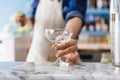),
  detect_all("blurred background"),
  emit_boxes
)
[78,0,110,62]
[0,0,111,62]
[0,0,27,29]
